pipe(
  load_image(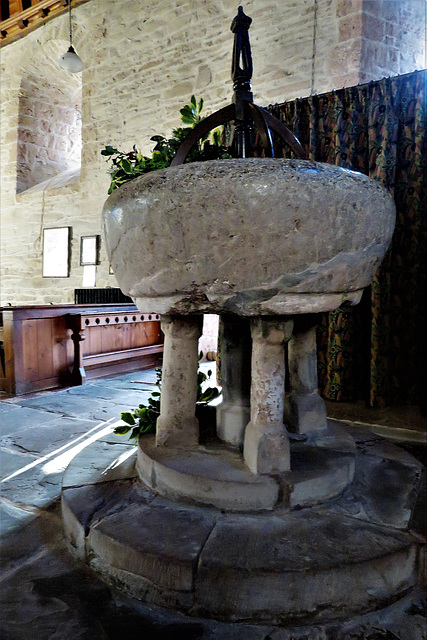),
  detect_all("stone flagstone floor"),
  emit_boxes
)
[0,367,426,639]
